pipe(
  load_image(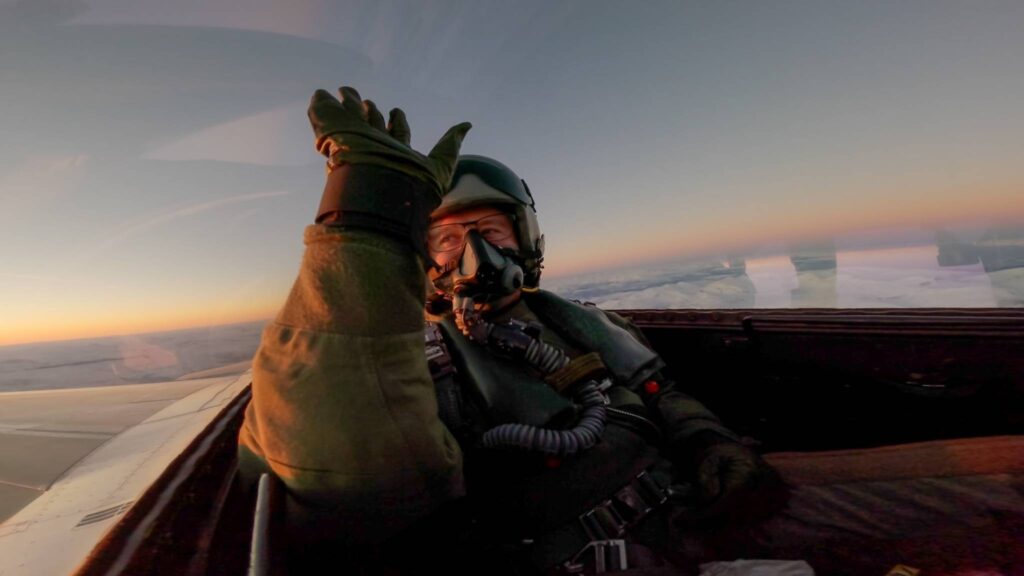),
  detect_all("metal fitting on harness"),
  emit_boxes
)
[578,471,668,541]
[560,540,628,574]
[557,470,673,574]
